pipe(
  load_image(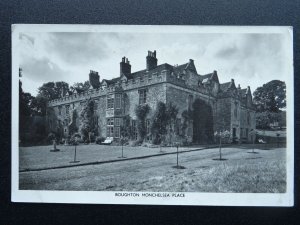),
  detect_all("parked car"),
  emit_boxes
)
[101,137,114,145]
[258,138,267,144]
